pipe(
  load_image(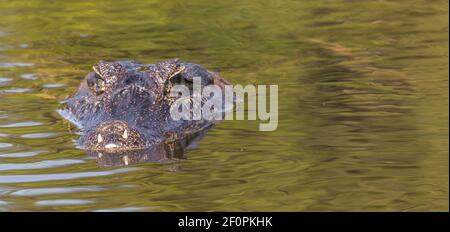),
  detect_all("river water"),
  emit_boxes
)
[0,0,448,211]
